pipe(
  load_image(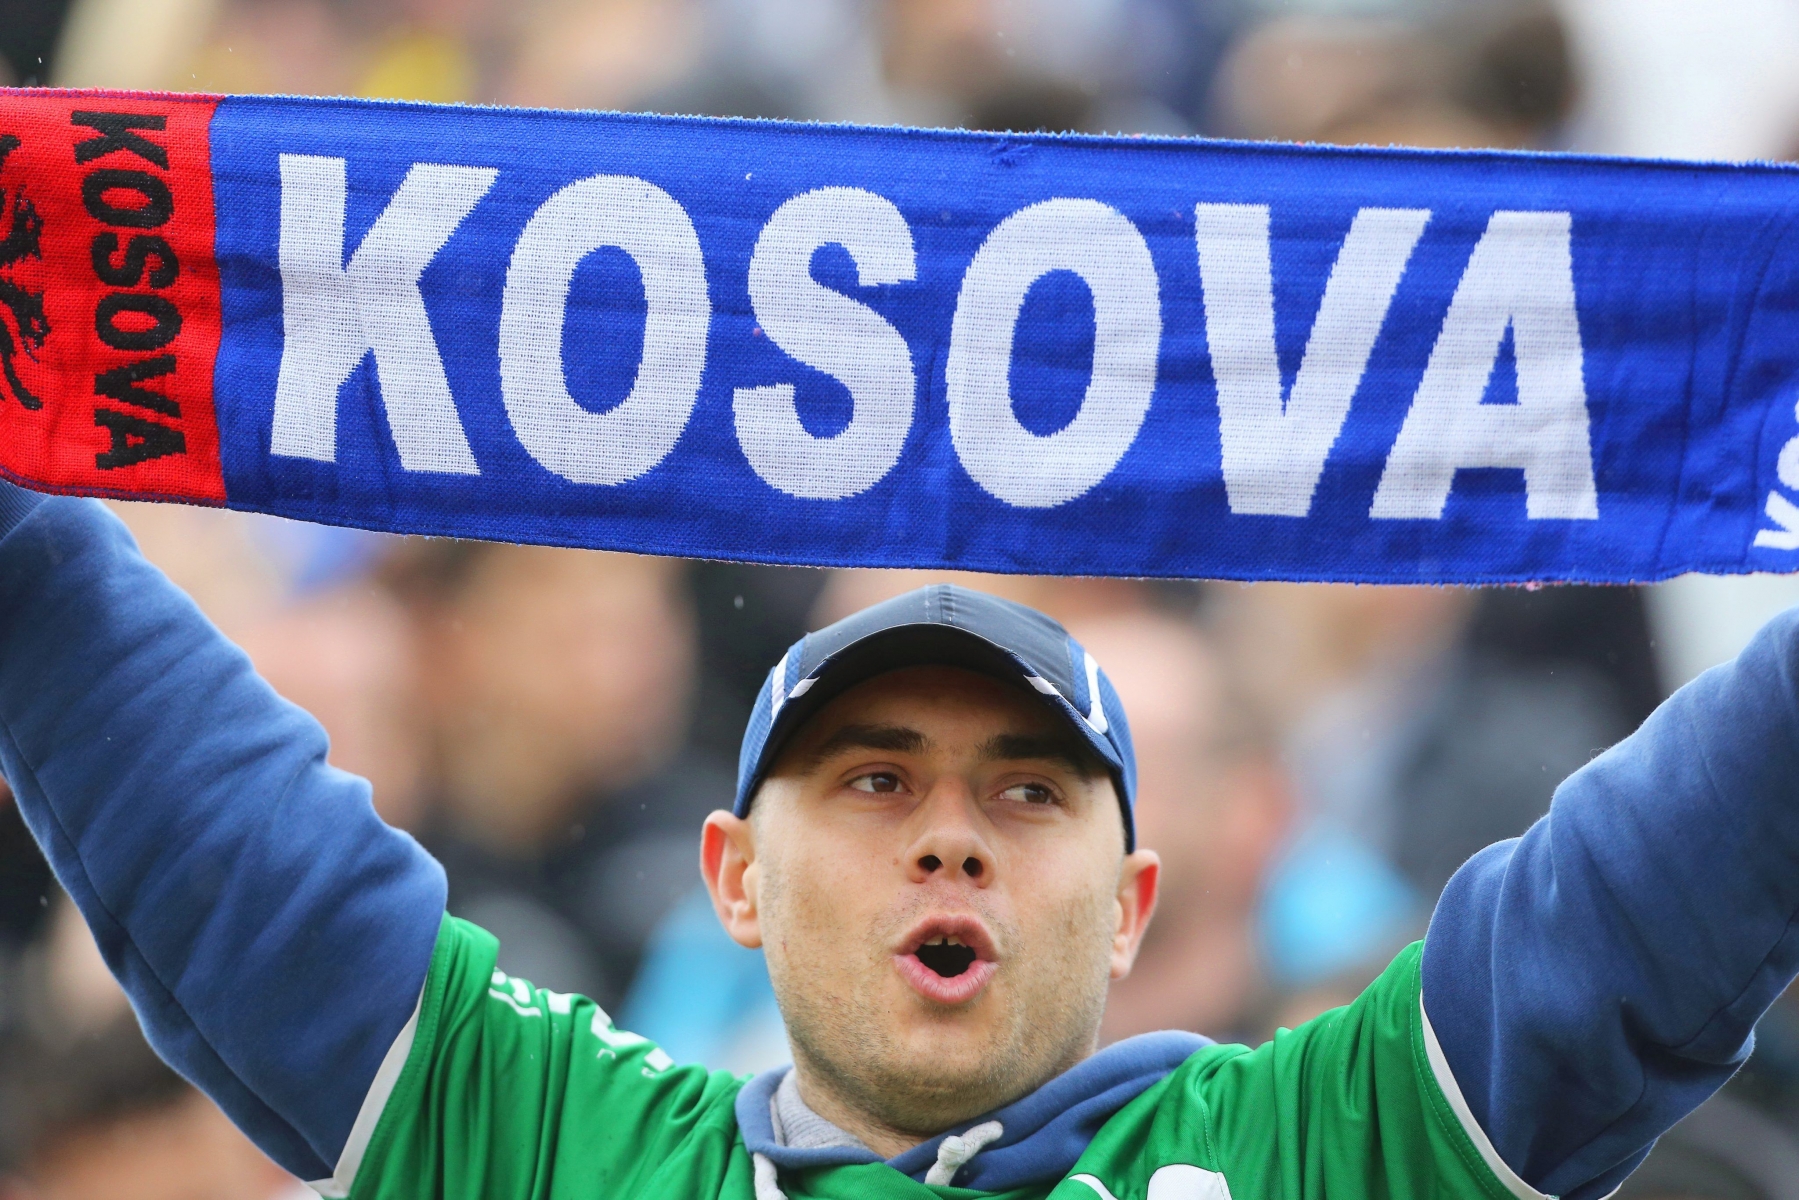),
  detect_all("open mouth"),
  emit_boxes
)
[894,917,999,1005]
[916,936,979,978]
